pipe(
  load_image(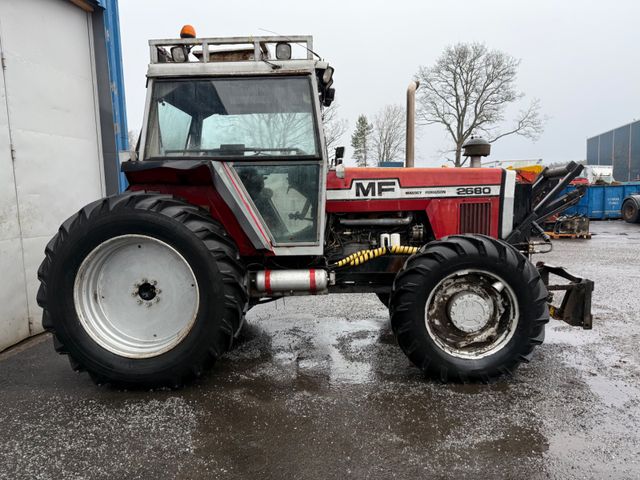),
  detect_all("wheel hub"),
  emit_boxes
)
[424,269,519,359]
[447,291,494,333]
[74,234,200,359]
[134,280,160,302]
[137,281,157,301]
